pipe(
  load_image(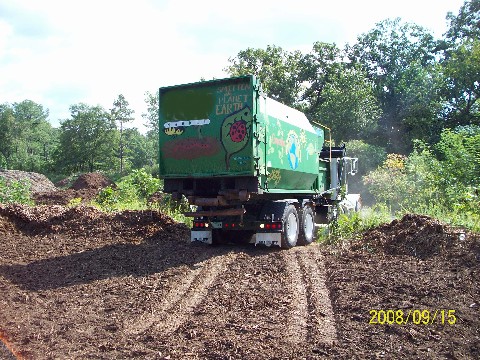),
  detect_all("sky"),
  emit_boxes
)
[0,0,465,133]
